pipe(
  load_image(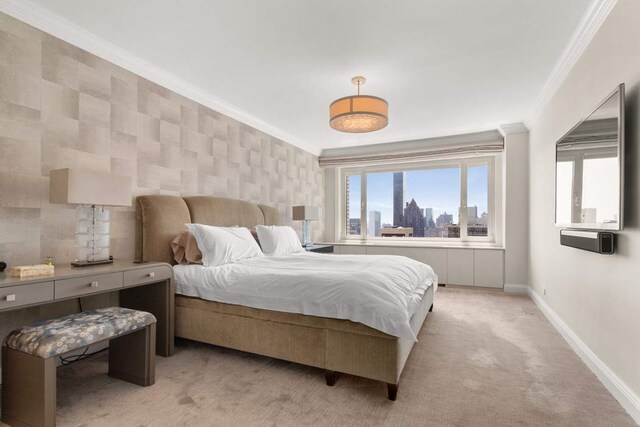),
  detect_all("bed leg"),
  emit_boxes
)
[325,370,337,386]
[387,383,398,401]
[429,303,433,312]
